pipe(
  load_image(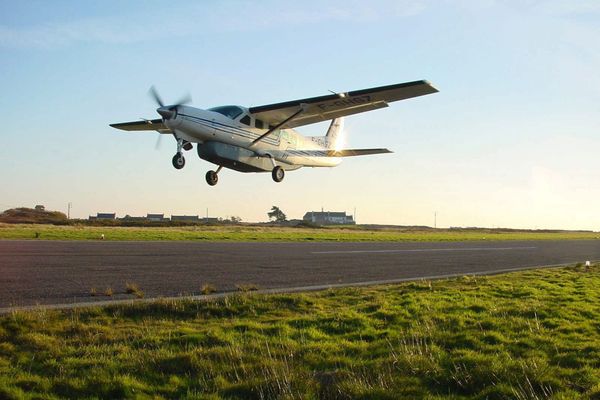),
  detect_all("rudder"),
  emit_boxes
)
[325,117,344,149]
